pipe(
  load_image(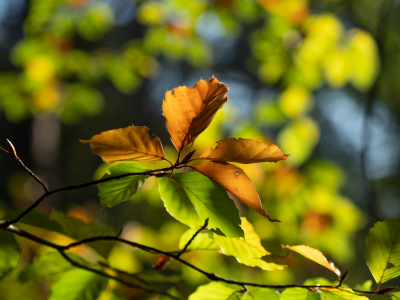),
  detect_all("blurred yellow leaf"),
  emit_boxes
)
[278,84,313,117]
[24,55,56,84]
